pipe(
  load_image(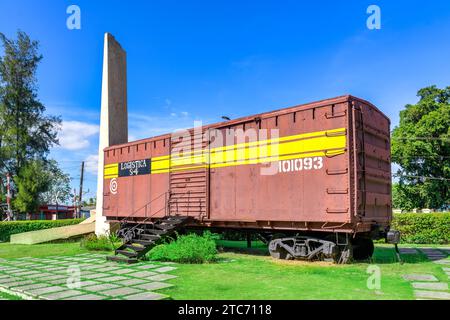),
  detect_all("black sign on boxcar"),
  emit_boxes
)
[118,159,151,177]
